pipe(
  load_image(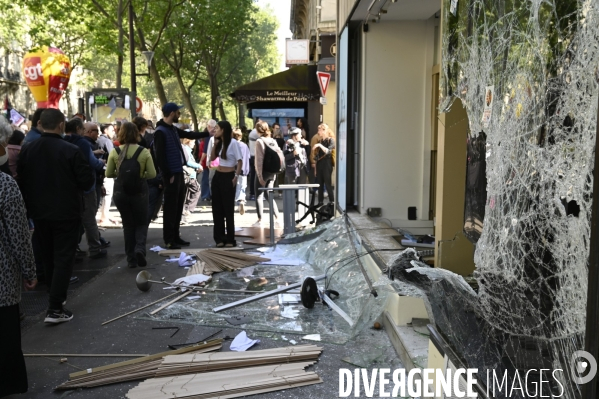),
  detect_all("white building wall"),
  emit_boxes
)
[359,20,435,222]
